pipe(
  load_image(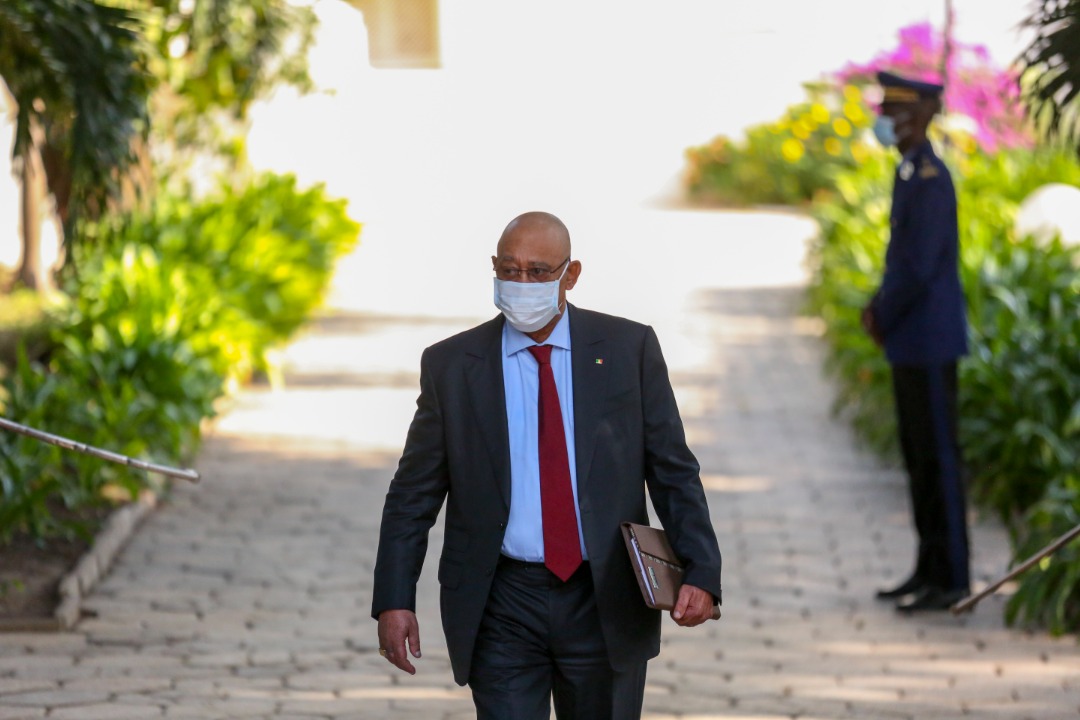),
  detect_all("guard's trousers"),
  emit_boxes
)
[892,362,970,591]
